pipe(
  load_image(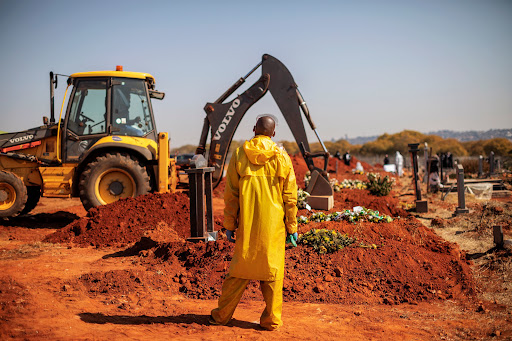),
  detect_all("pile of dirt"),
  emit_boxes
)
[290,154,380,188]
[290,154,309,188]
[44,192,193,247]
[46,152,473,306]
[82,214,474,305]
[77,269,174,296]
[329,188,408,217]
[324,155,374,175]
